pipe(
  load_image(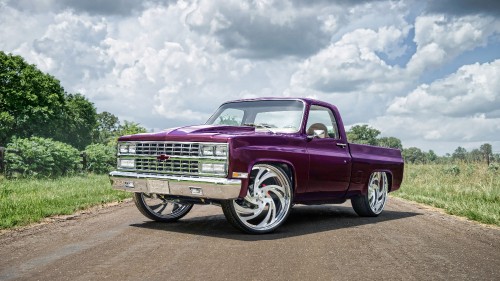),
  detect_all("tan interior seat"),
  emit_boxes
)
[307,123,328,138]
